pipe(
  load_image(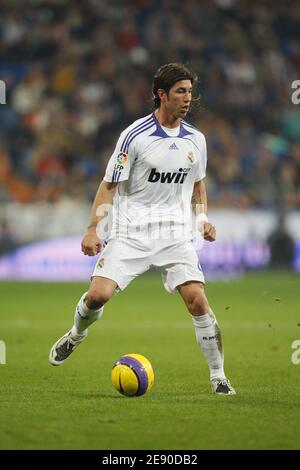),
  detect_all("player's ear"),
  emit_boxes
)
[157,88,166,102]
